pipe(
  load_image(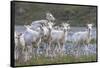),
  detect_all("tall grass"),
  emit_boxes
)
[15,38,97,66]
[15,54,97,66]
[67,38,96,45]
